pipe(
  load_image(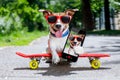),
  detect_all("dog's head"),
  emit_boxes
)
[39,9,78,37]
[69,35,84,47]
